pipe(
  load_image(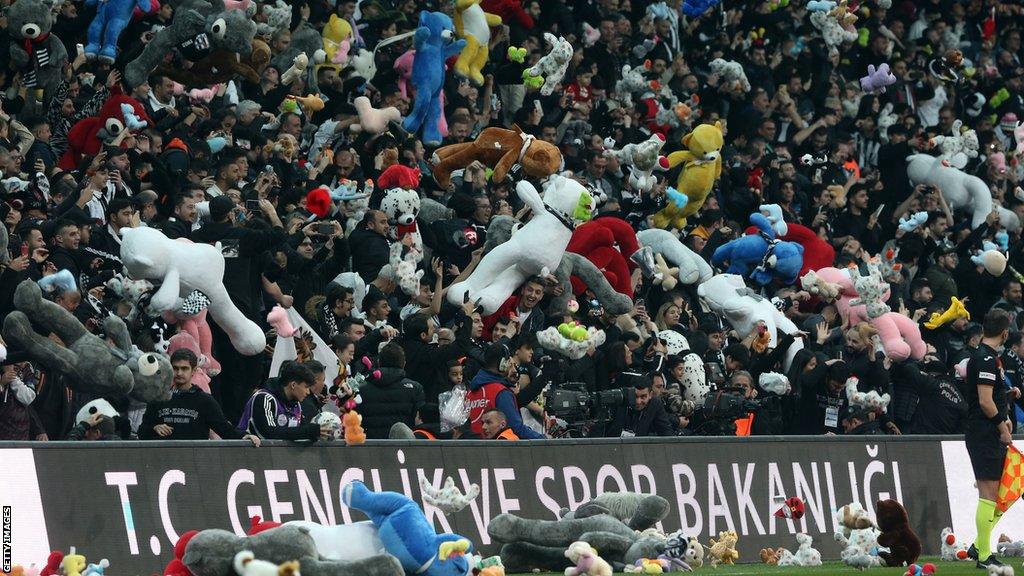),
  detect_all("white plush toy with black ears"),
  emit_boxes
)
[448,175,594,314]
